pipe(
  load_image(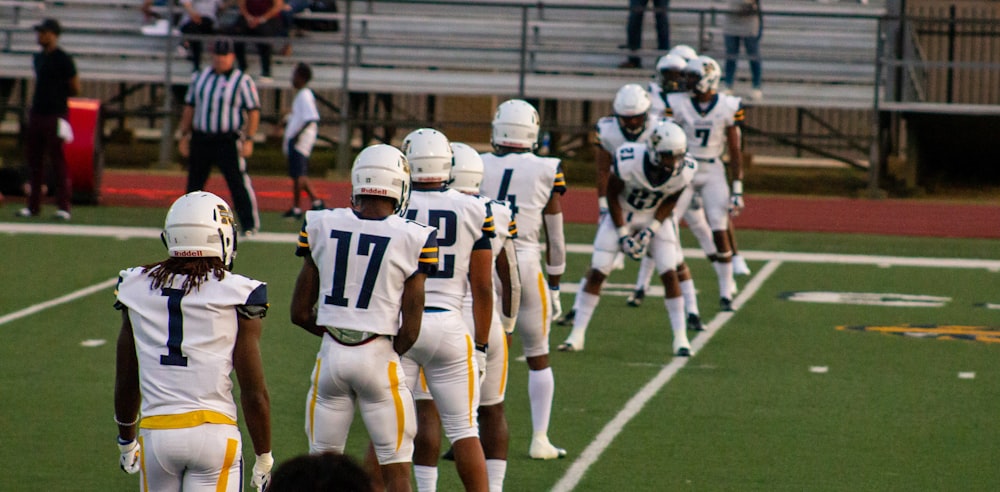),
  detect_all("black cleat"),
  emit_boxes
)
[282,208,303,220]
[311,199,326,210]
[626,288,645,307]
[556,308,576,326]
[687,313,704,331]
[442,446,455,461]
[675,347,691,357]
[720,297,734,312]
